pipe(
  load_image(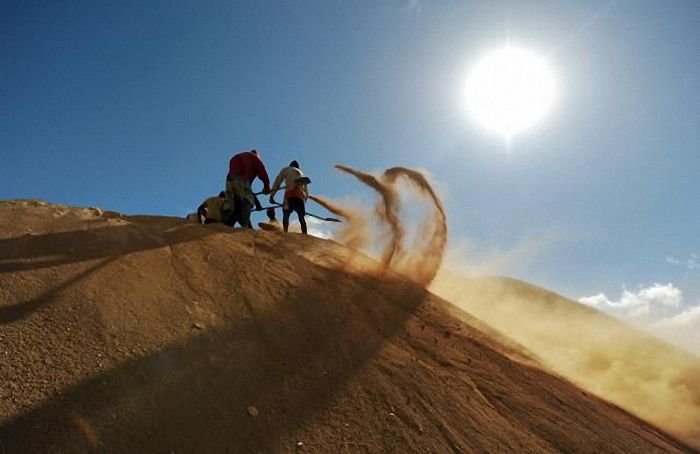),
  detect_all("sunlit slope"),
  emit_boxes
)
[0,200,694,453]
[432,274,700,448]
